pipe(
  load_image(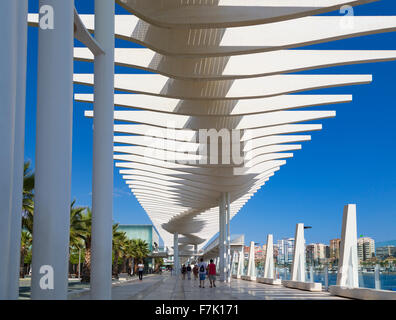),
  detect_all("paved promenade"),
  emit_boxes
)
[70,273,347,300]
